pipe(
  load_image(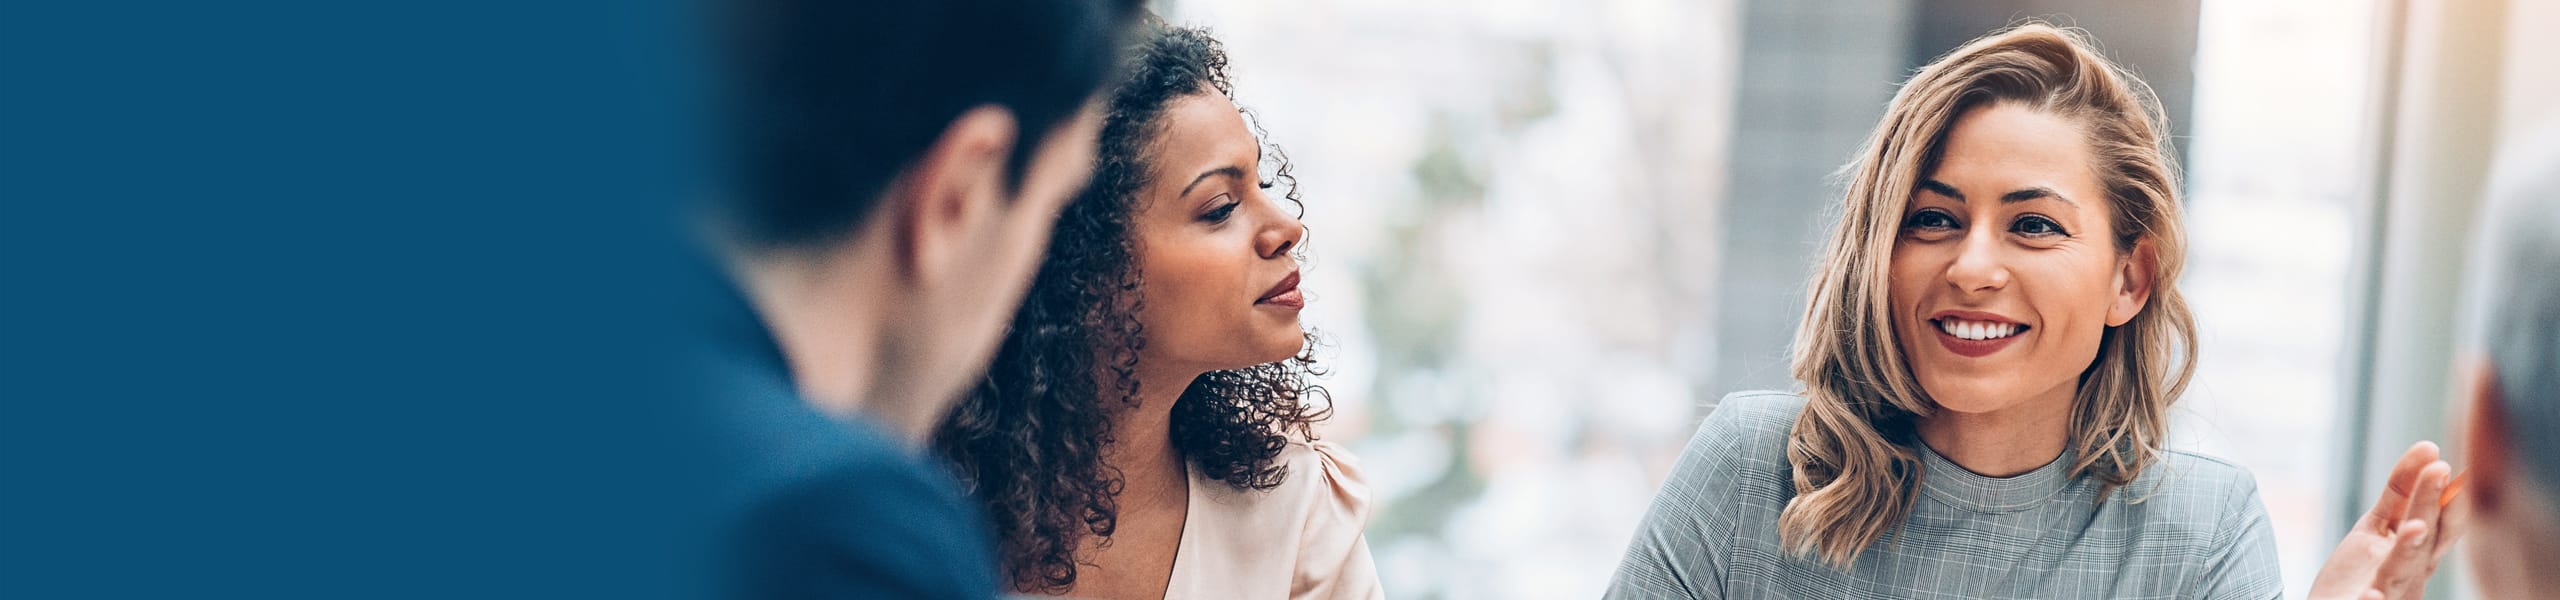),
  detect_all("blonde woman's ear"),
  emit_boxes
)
[2106,241,2157,327]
